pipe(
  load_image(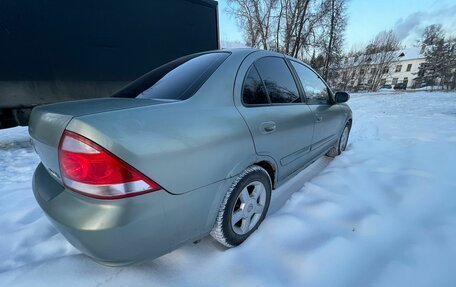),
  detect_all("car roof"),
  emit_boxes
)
[220,48,315,70]
[220,47,284,58]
